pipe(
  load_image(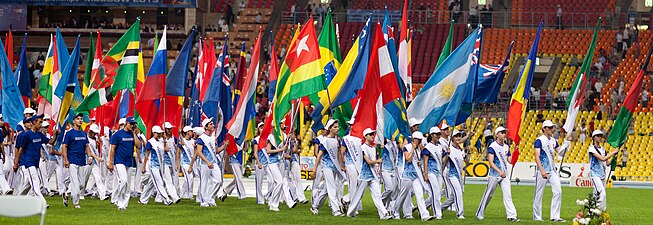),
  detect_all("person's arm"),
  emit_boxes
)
[266,140,286,154]
[47,130,59,145]
[593,148,620,161]
[13,147,24,171]
[461,132,474,143]
[404,146,415,162]
[423,153,430,180]
[216,140,229,154]
[339,145,347,170]
[0,141,4,164]
[40,146,47,162]
[133,133,143,149]
[534,143,548,179]
[487,150,506,178]
[143,147,150,174]
[87,144,102,163]
[62,143,70,168]
[107,144,116,172]
[253,143,261,169]
[314,149,324,172]
[195,143,213,169]
[175,144,181,170]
